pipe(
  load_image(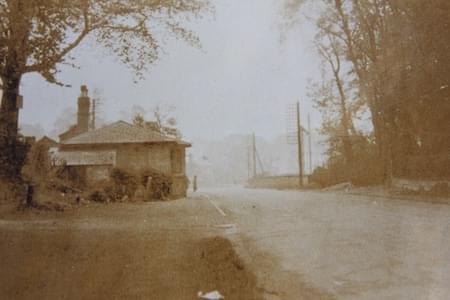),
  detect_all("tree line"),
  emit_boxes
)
[306,0,450,185]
